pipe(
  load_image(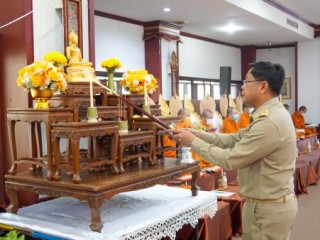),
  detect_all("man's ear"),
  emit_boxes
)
[260,81,269,95]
